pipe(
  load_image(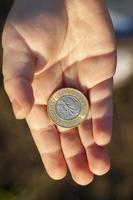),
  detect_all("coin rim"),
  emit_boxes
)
[47,88,89,128]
